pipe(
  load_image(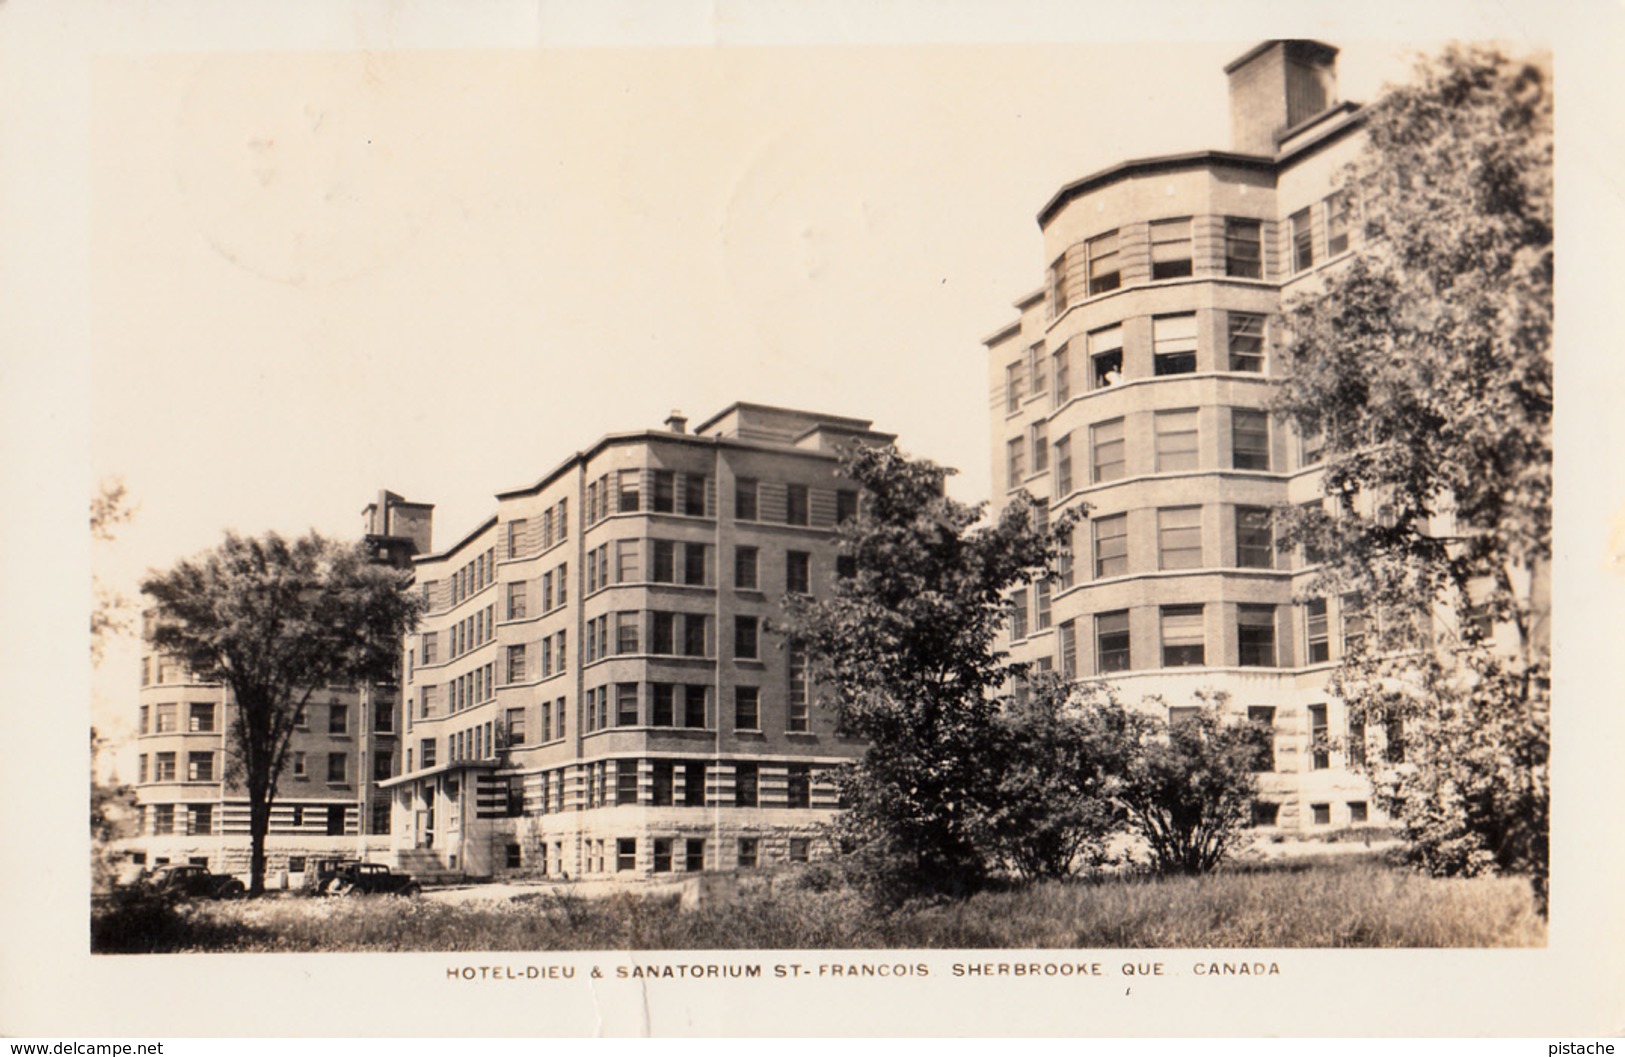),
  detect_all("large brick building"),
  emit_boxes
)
[984,40,1386,832]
